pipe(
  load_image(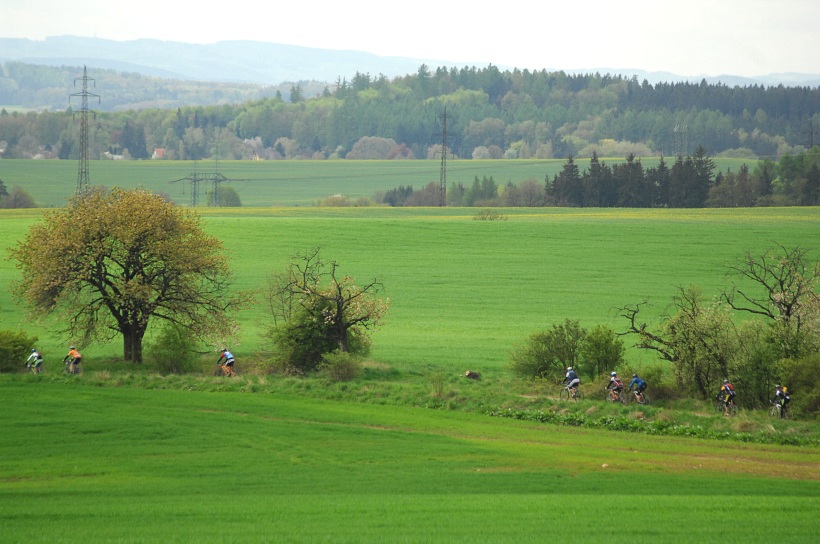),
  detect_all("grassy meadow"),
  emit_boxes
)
[2,205,818,372]
[1,380,818,543]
